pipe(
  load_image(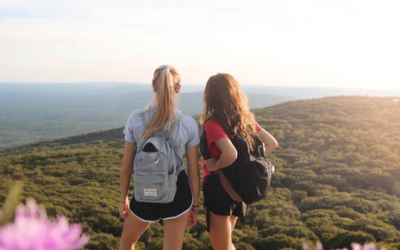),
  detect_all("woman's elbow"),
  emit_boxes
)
[227,150,238,164]
[120,162,131,174]
[265,141,279,151]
